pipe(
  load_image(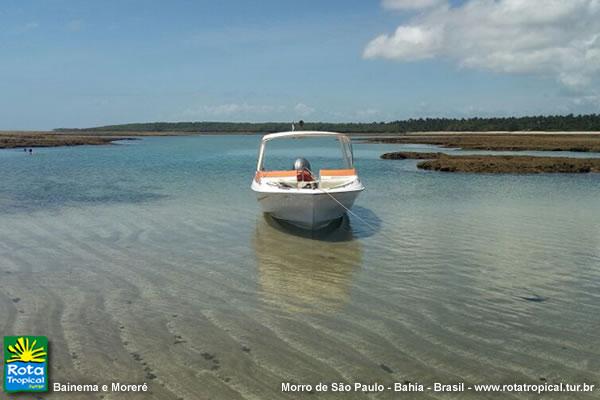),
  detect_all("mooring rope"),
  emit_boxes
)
[316,185,380,233]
